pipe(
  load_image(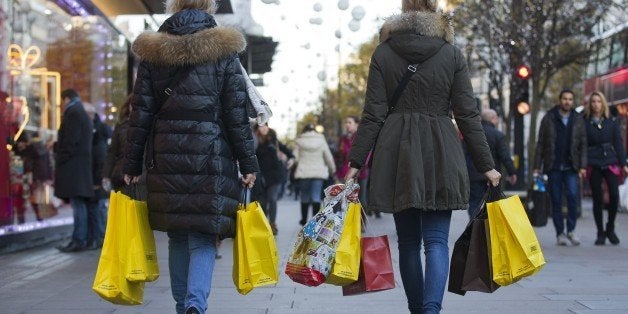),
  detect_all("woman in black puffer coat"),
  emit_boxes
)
[123,1,258,313]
